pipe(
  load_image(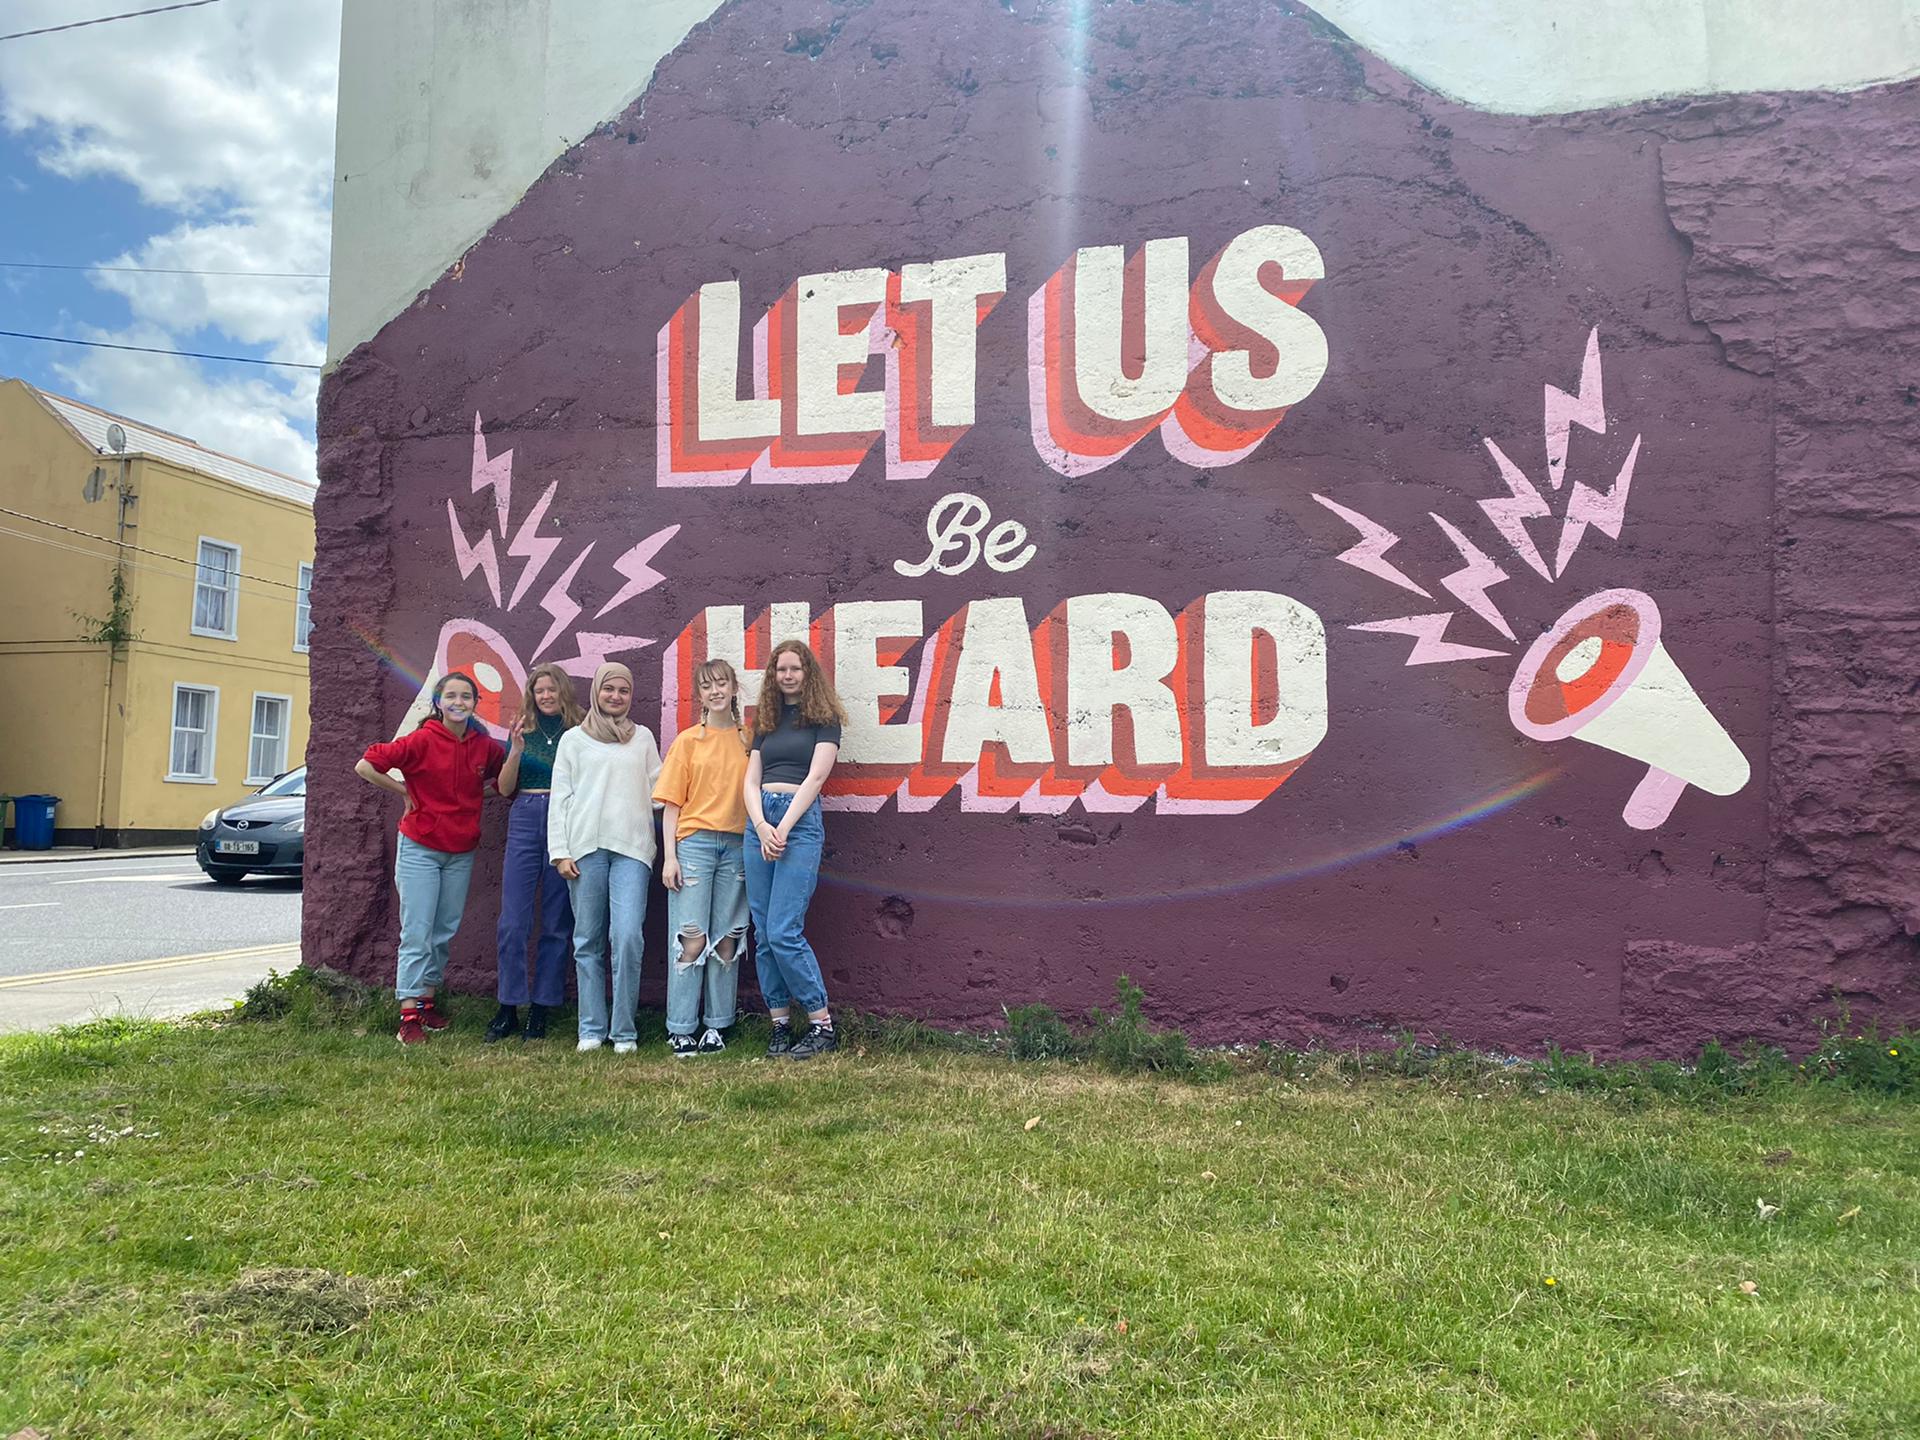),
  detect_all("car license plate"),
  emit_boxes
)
[216,840,260,855]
